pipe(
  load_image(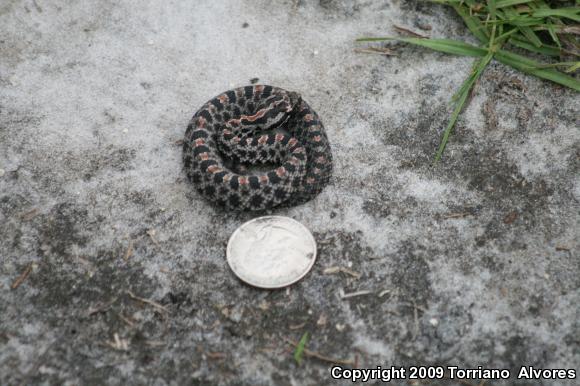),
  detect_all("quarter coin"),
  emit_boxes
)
[226,216,317,289]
